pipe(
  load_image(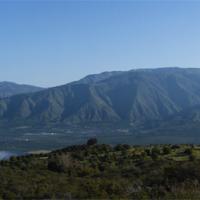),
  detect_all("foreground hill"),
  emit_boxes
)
[0,81,43,98]
[1,142,200,199]
[1,68,200,128]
